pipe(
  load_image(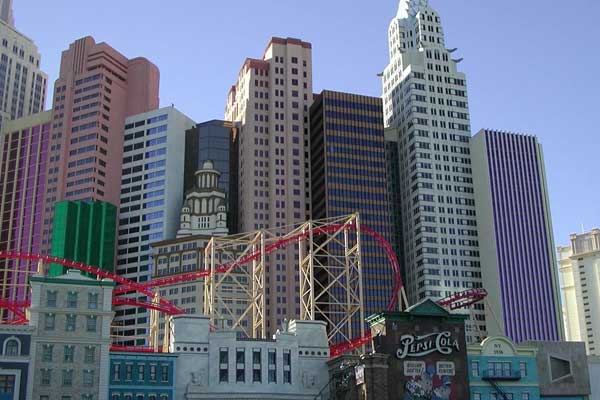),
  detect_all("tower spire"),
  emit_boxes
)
[0,0,14,27]
[397,0,429,19]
